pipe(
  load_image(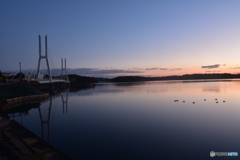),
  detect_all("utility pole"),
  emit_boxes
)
[19,62,21,73]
